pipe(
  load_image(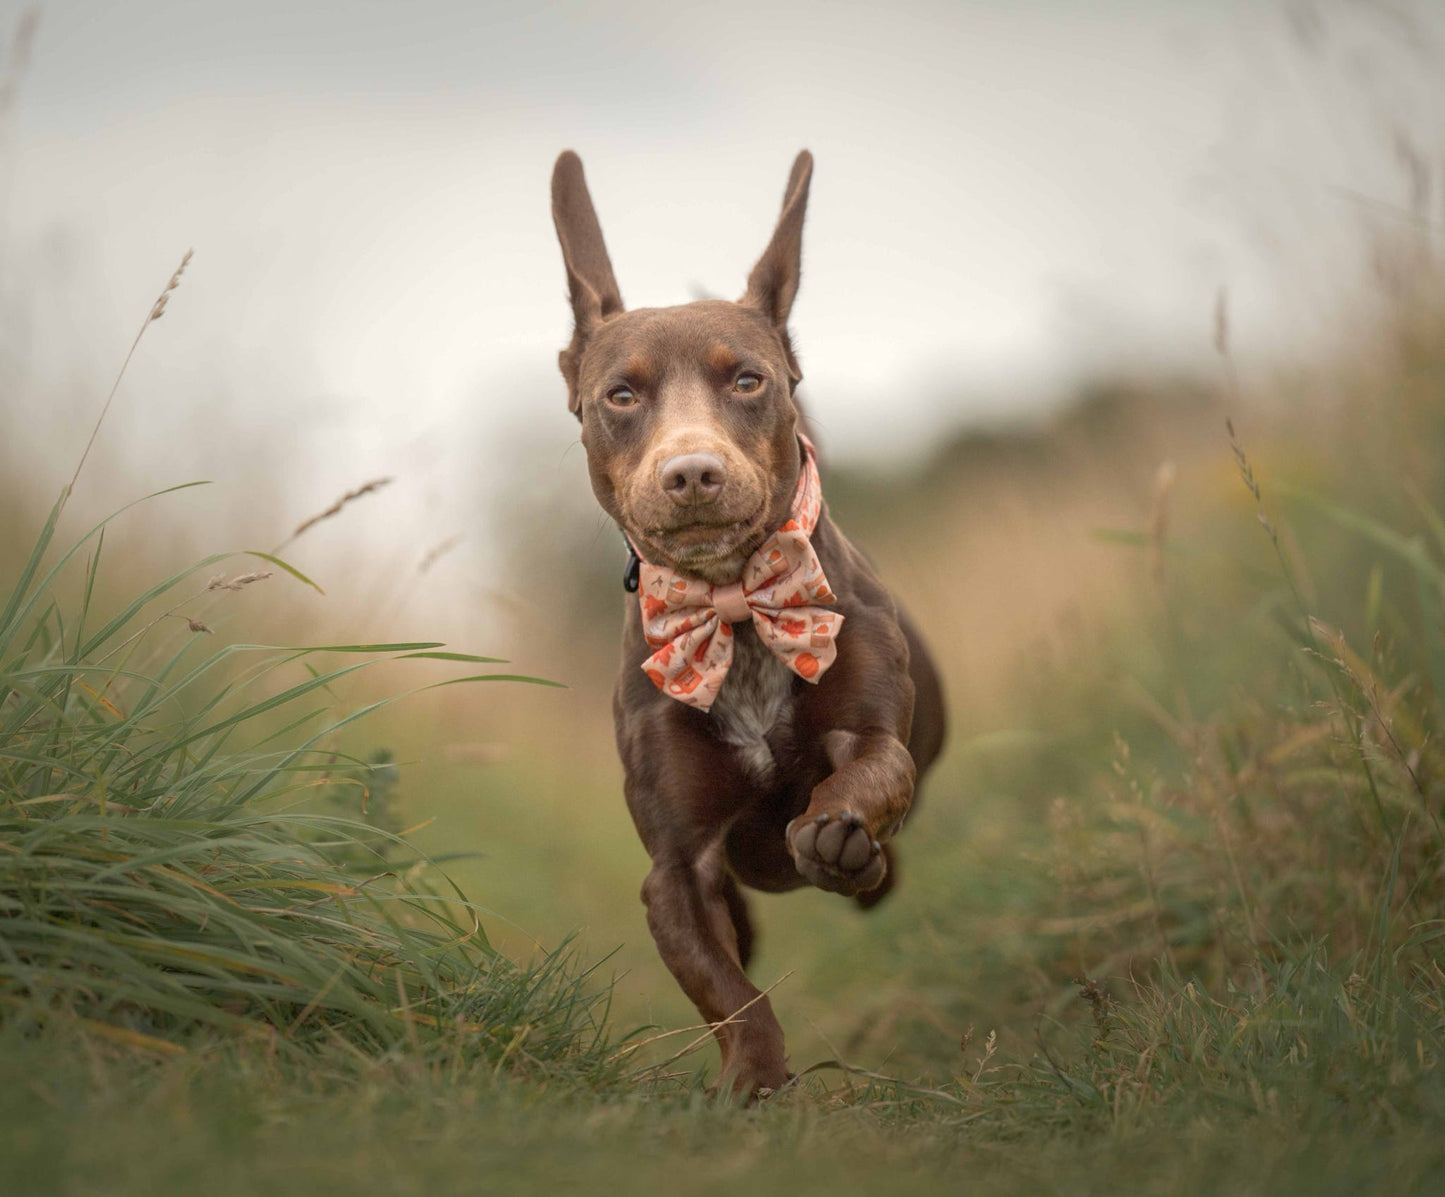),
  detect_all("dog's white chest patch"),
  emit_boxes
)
[709,628,795,783]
